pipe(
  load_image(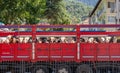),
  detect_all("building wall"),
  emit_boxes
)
[82,18,89,24]
[90,0,118,24]
[90,0,107,24]
[106,0,116,24]
[116,0,120,24]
